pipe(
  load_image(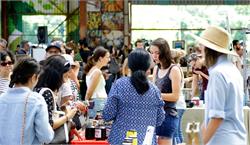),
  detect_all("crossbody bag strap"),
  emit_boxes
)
[39,88,57,111]
[20,91,31,145]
